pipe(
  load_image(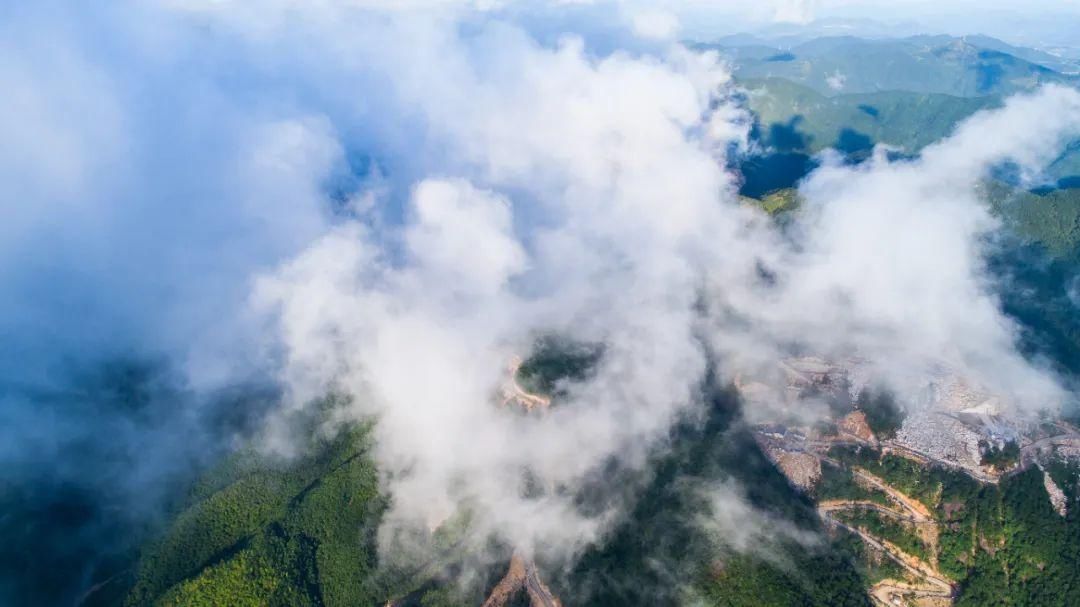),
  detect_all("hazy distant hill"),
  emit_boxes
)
[701,35,1079,97]
[952,34,1080,75]
[741,77,997,153]
[735,75,1080,193]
